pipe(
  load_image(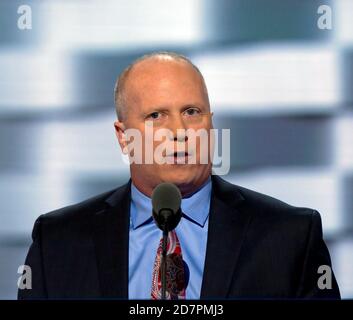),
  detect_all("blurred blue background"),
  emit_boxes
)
[0,0,352,298]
